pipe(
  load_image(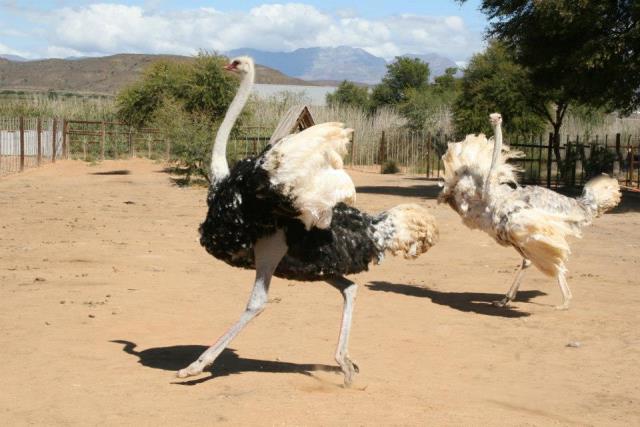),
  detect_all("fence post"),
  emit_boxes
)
[378,131,386,165]
[36,117,42,166]
[546,132,553,188]
[615,133,623,170]
[101,121,106,160]
[62,119,67,159]
[426,132,432,178]
[128,128,133,158]
[19,117,25,171]
[51,118,57,163]
[349,132,356,166]
[627,141,635,187]
[165,138,171,161]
